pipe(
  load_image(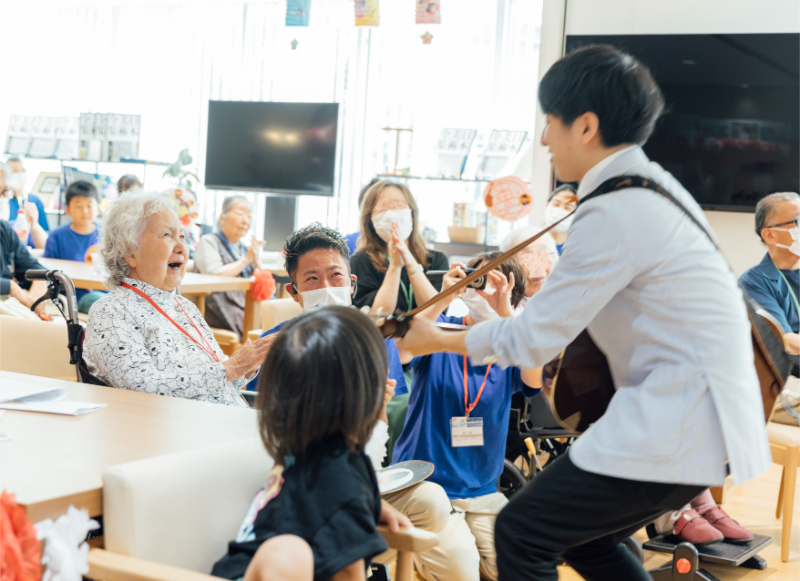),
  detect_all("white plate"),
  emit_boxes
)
[377,467,414,494]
